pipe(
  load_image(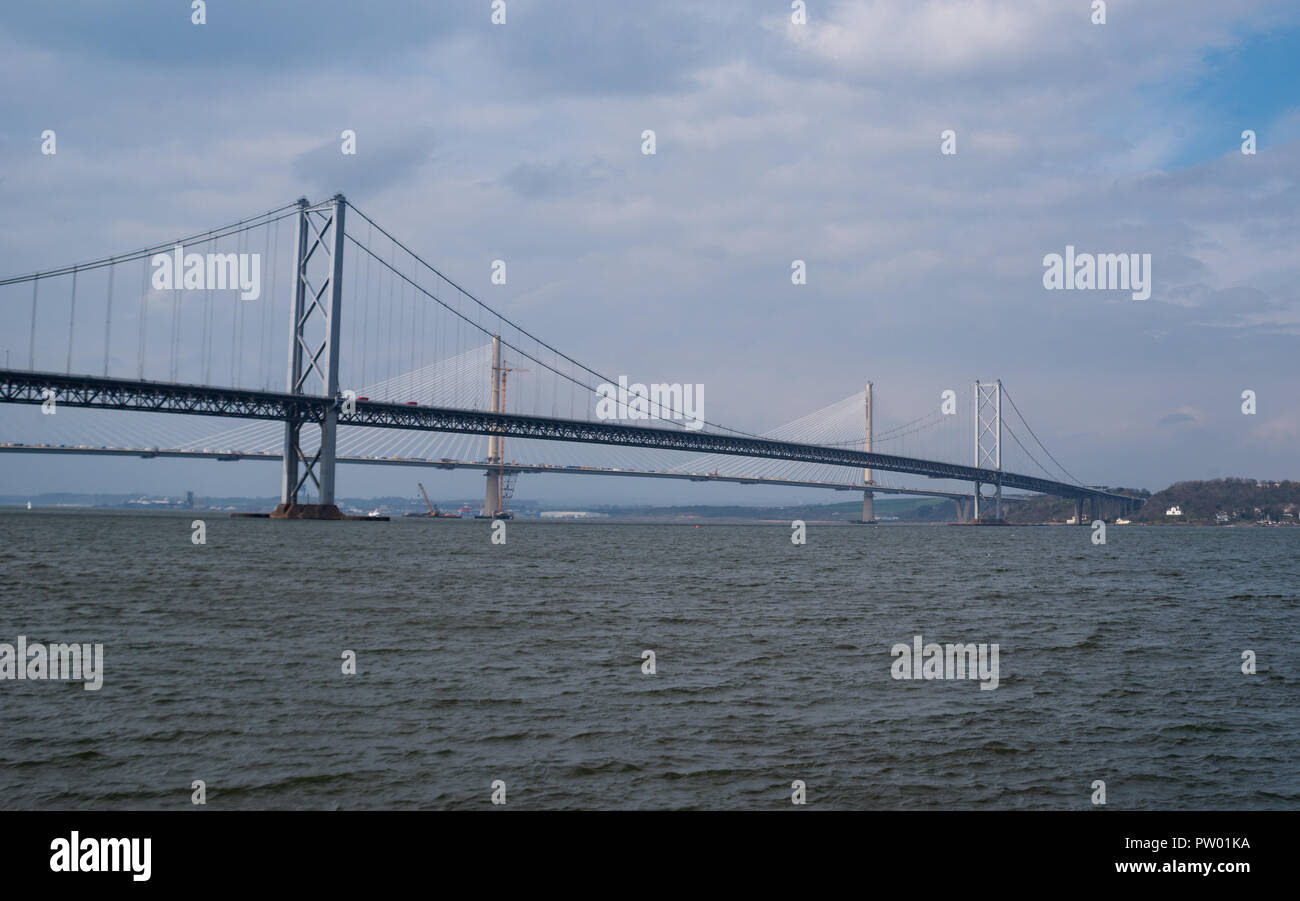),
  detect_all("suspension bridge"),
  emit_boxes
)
[0,195,1136,523]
